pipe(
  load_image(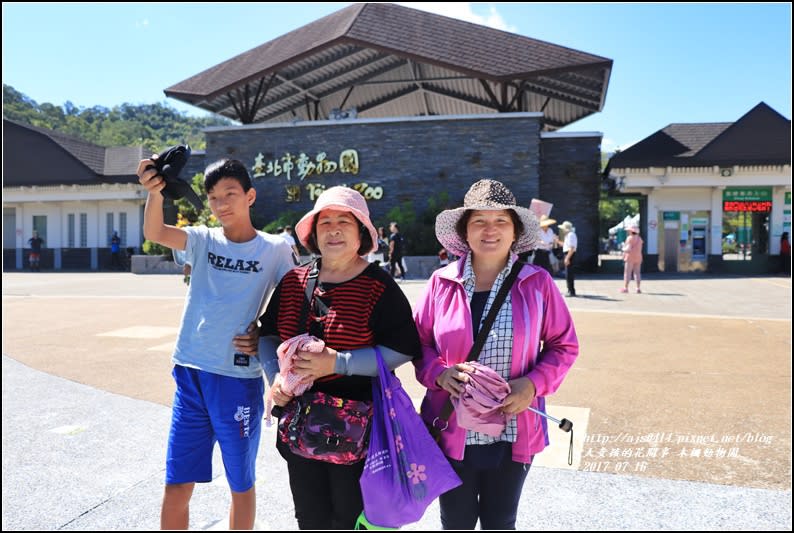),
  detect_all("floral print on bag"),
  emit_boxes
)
[278,390,373,465]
